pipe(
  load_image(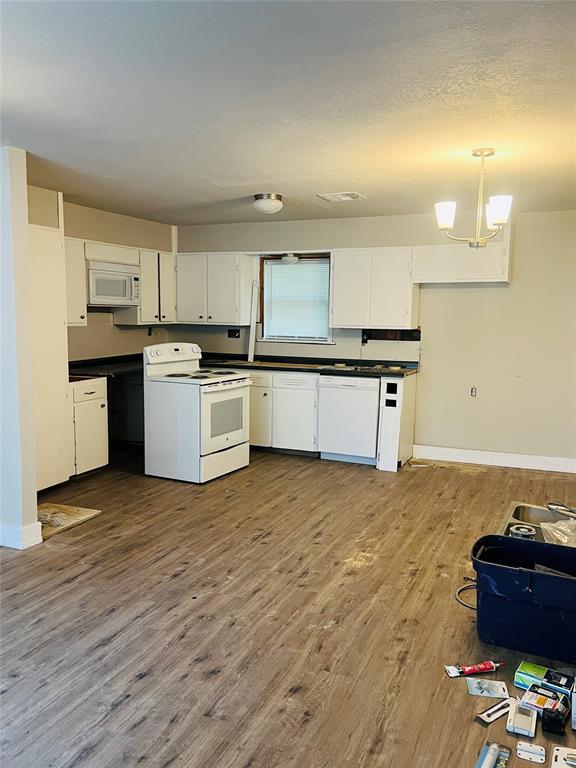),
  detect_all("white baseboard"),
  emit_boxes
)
[412,445,576,474]
[0,521,43,550]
